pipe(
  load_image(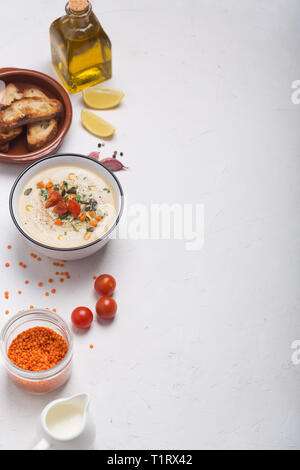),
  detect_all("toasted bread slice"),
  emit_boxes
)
[23,88,49,100]
[24,89,59,151]
[0,126,23,144]
[2,84,23,106]
[0,143,9,153]
[0,97,63,130]
[0,84,23,144]
[27,119,58,151]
